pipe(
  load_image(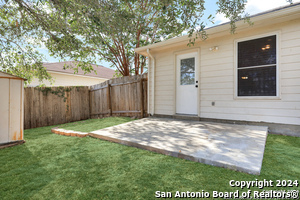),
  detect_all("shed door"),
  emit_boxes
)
[0,79,10,144]
[176,52,198,115]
